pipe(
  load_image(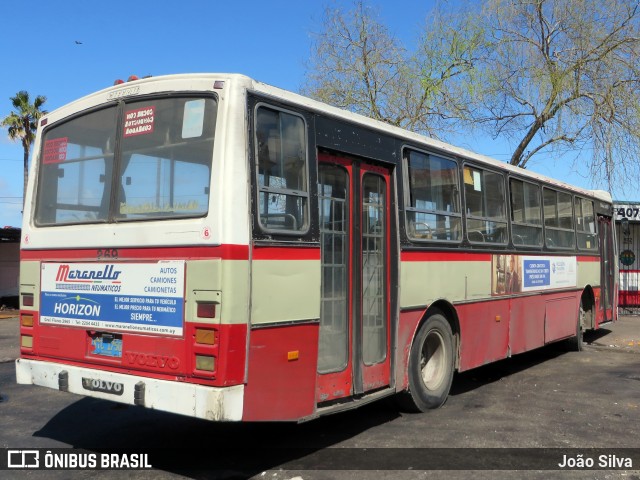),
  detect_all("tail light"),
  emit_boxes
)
[21,314,34,327]
[192,326,218,378]
[20,311,35,352]
[196,302,216,319]
[195,355,215,372]
[21,293,34,307]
